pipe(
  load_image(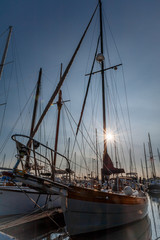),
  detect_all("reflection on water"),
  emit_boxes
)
[70,216,151,240]
[2,193,160,240]
[148,192,160,240]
